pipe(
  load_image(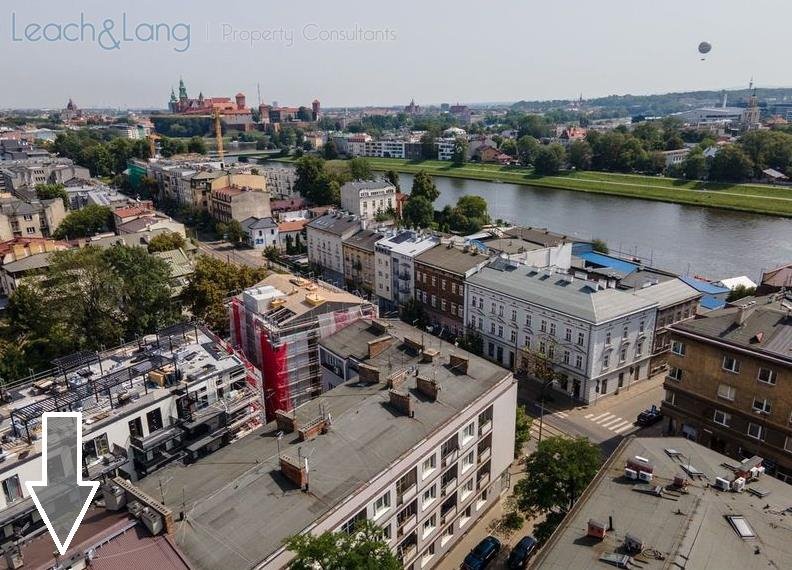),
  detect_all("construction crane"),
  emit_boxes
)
[213,107,224,165]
